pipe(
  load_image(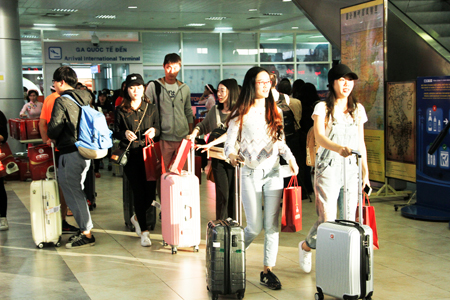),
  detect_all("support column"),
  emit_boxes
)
[0,0,25,153]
